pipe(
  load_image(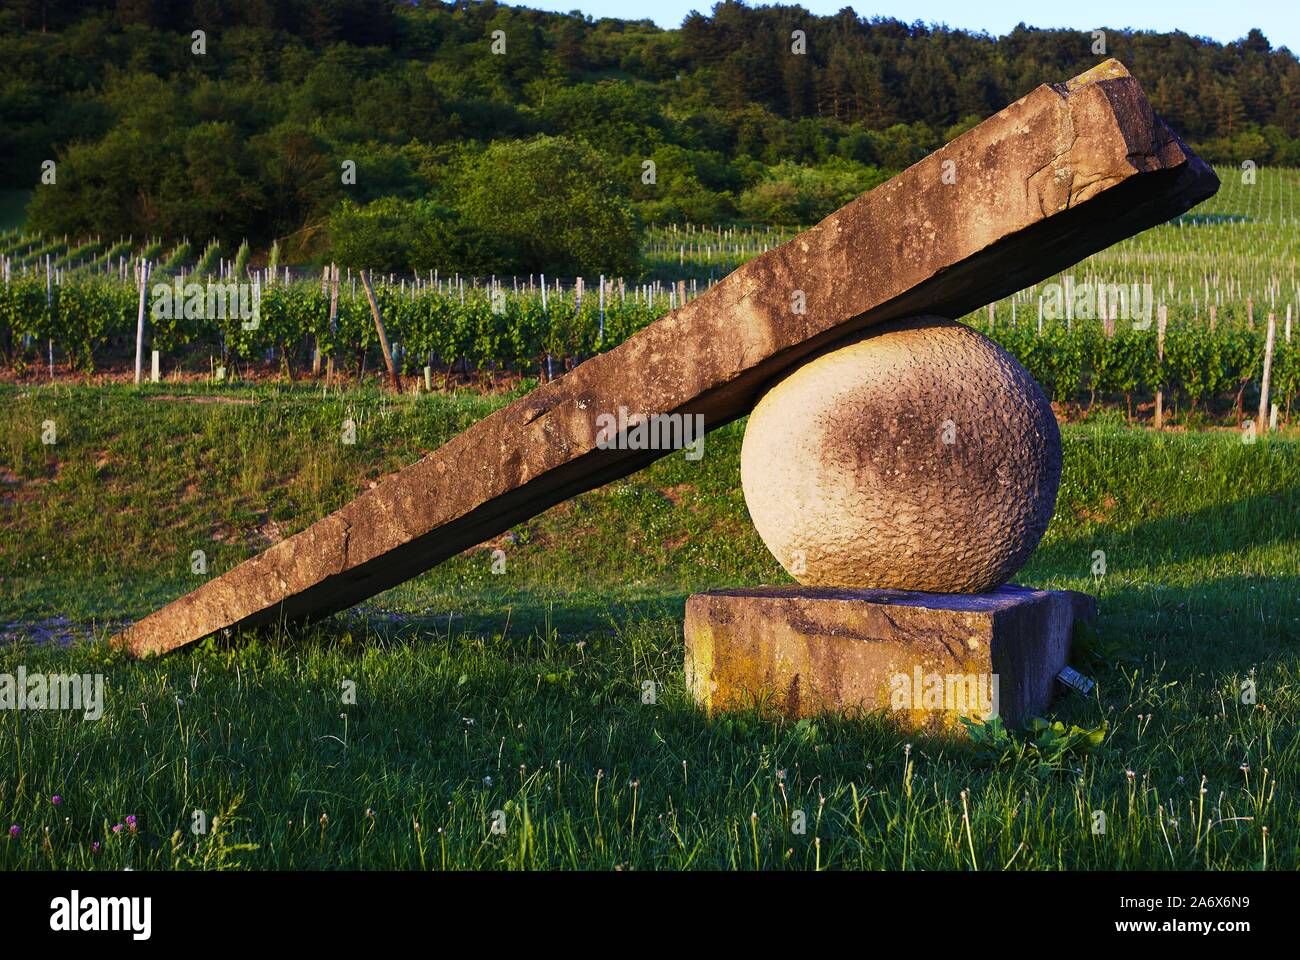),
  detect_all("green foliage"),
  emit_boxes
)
[963,715,1108,778]
[738,158,888,225]
[985,317,1286,414]
[454,136,641,276]
[328,198,513,276]
[0,256,1296,419]
[147,281,197,357]
[194,240,221,279]
[157,241,192,277]
[0,274,48,354]
[1070,620,1132,672]
[13,3,1298,259]
[56,277,133,371]
[0,272,133,371]
[232,241,250,282]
